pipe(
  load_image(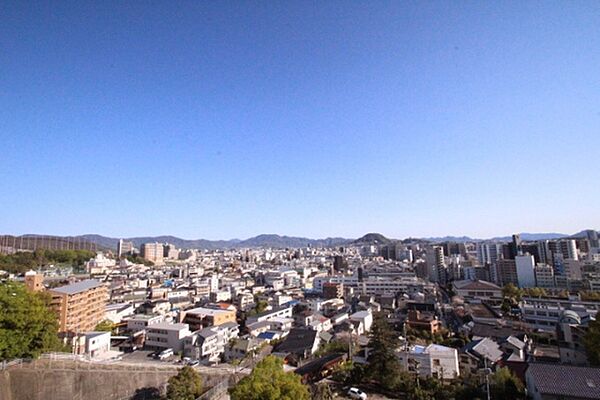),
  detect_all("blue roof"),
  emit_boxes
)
[258,332,277,340]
